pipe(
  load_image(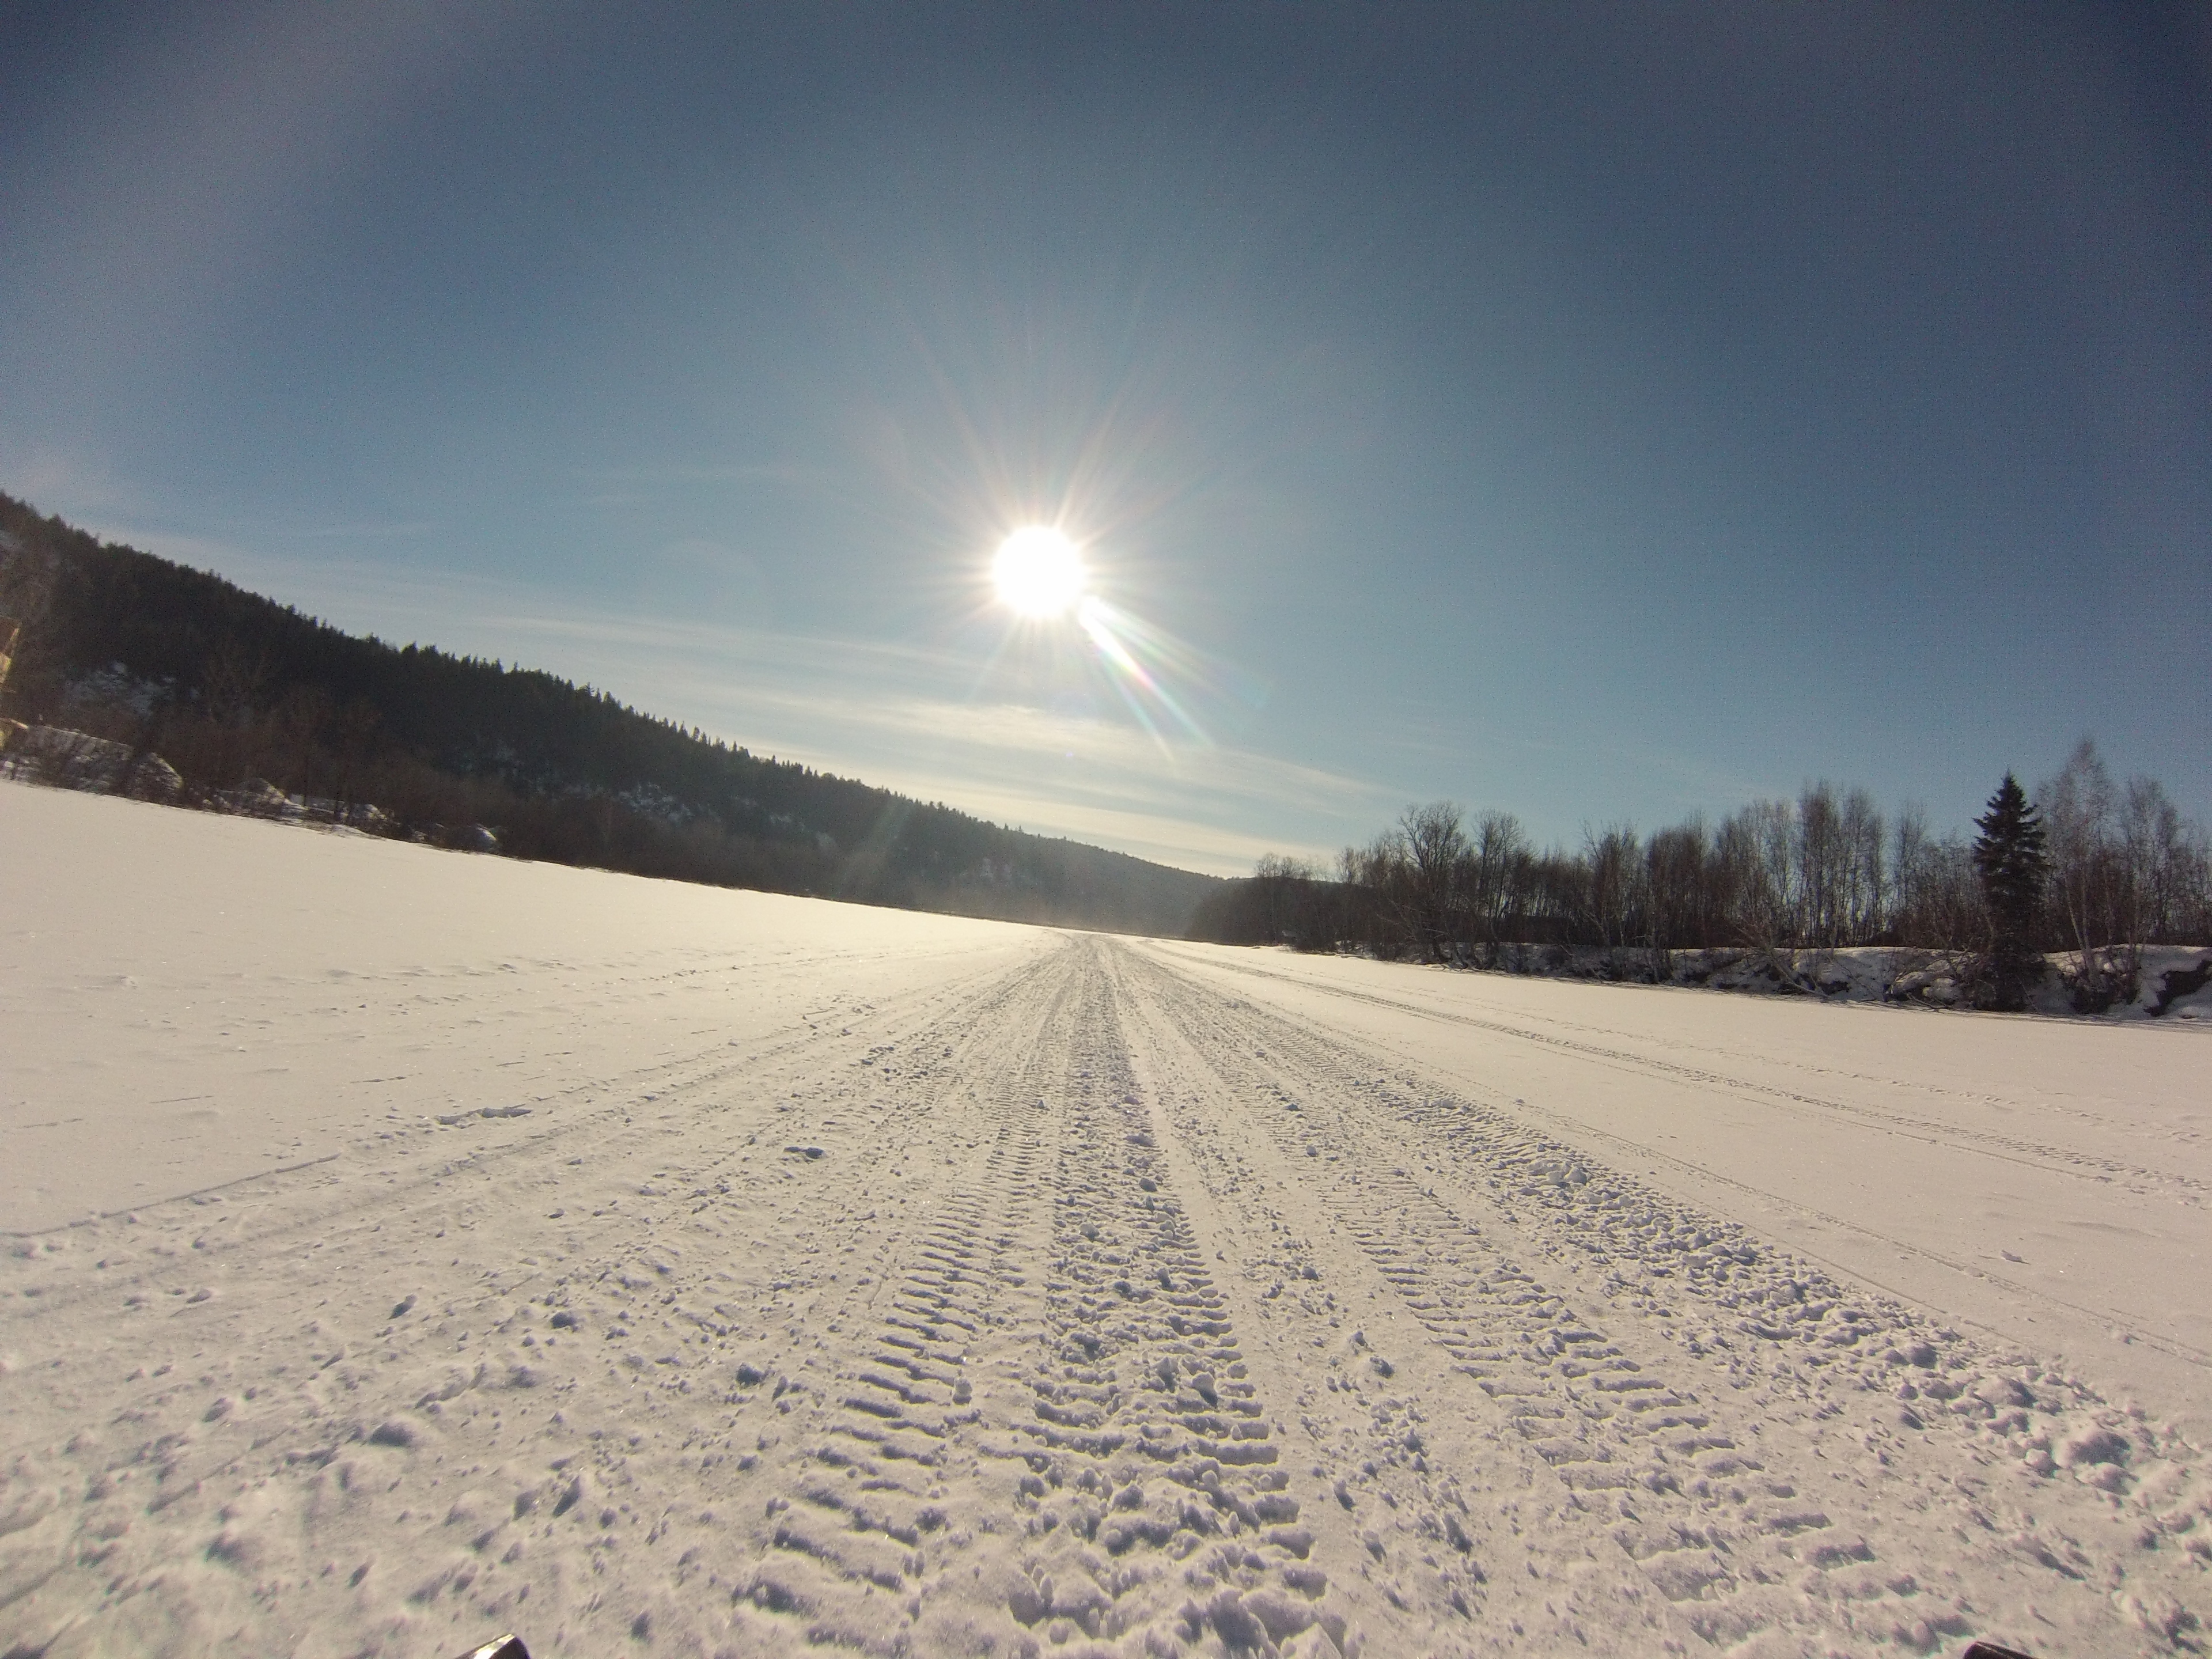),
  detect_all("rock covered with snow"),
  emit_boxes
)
[1,724,183,798]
